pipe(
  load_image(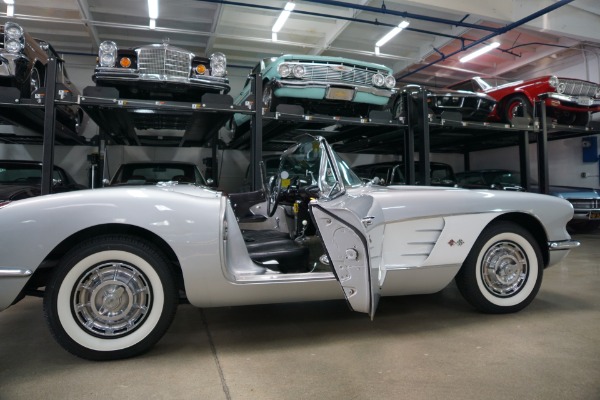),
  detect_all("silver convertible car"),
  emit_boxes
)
[0,136,578,360]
